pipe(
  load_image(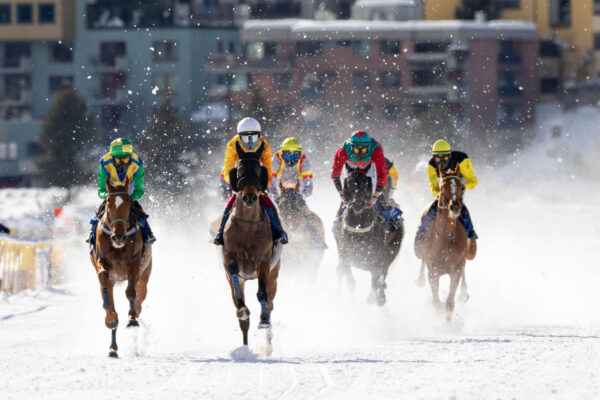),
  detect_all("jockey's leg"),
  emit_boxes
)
[214,194,236,245]
[375,195,397,232]
[415,200,438,240]
[132,201,156,244]
[332,202,346,235]
[460,204,478,240]
[260,195,288,244]
[86,200,106,244]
